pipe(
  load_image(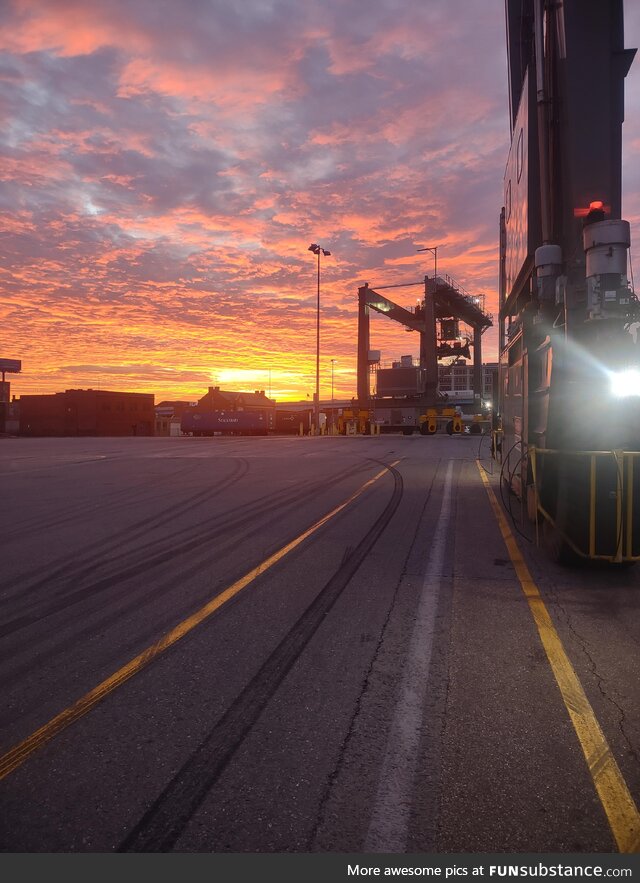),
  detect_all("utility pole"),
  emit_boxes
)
[308,243,332,434]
